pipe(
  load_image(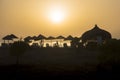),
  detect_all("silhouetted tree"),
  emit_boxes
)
[9,41,30,65]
